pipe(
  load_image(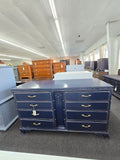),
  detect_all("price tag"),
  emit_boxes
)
[33,110,36,116]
